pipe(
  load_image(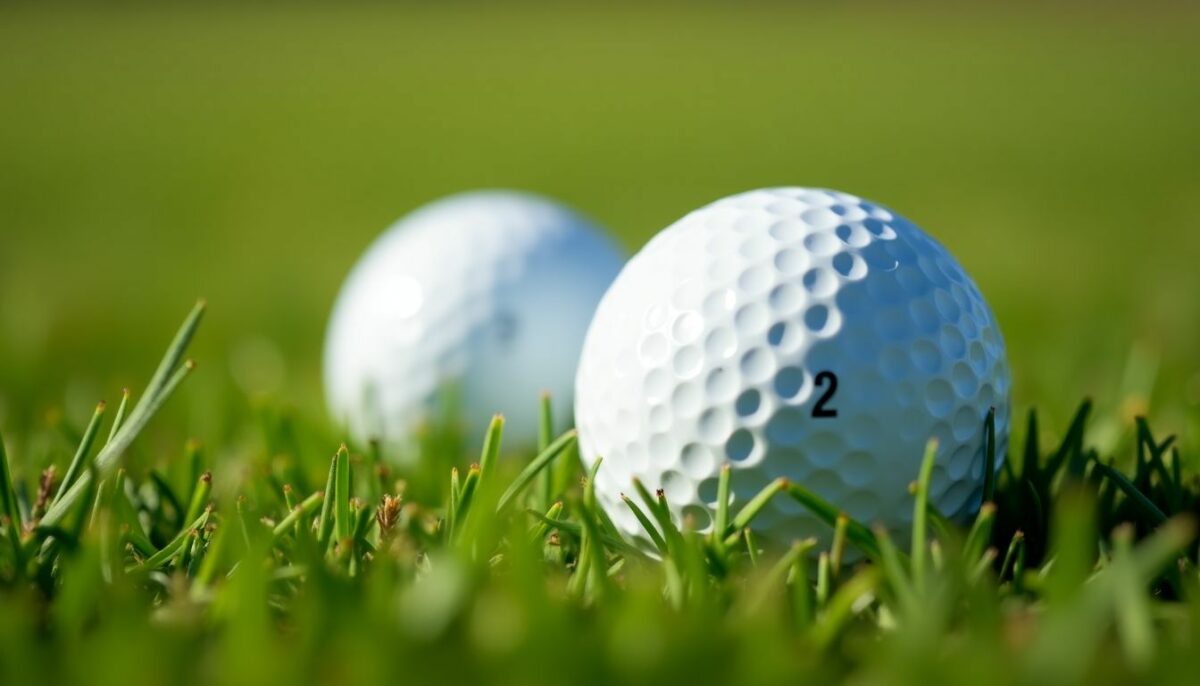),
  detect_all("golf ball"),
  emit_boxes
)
[325,190,624,447]
[575,187,1011,549]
